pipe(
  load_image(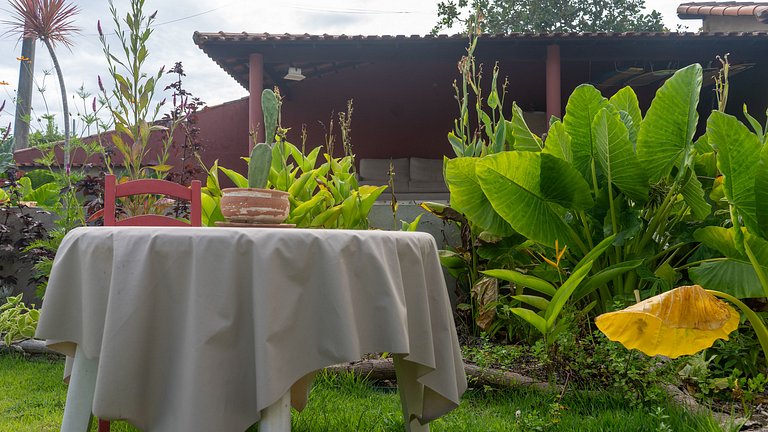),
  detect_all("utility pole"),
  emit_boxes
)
[13,33,36,150]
